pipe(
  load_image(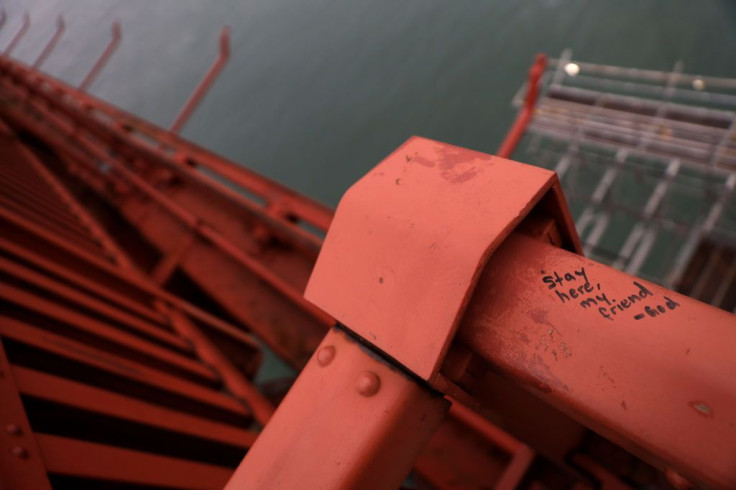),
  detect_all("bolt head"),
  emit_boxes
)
[5,424,21,436]
[316,346,336,367]
[665,468,694,490]
[355,371,381,397]
[10,446,28,459]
